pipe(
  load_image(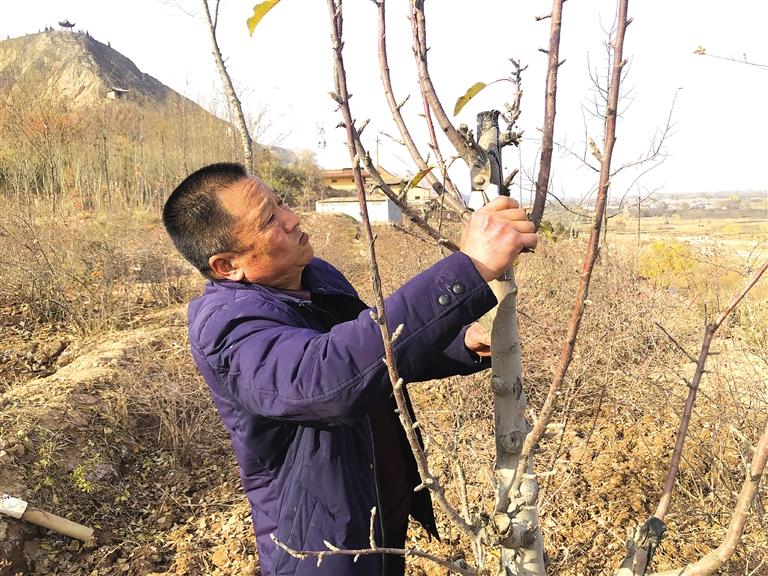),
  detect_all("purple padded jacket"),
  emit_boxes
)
[187,251,496,575]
